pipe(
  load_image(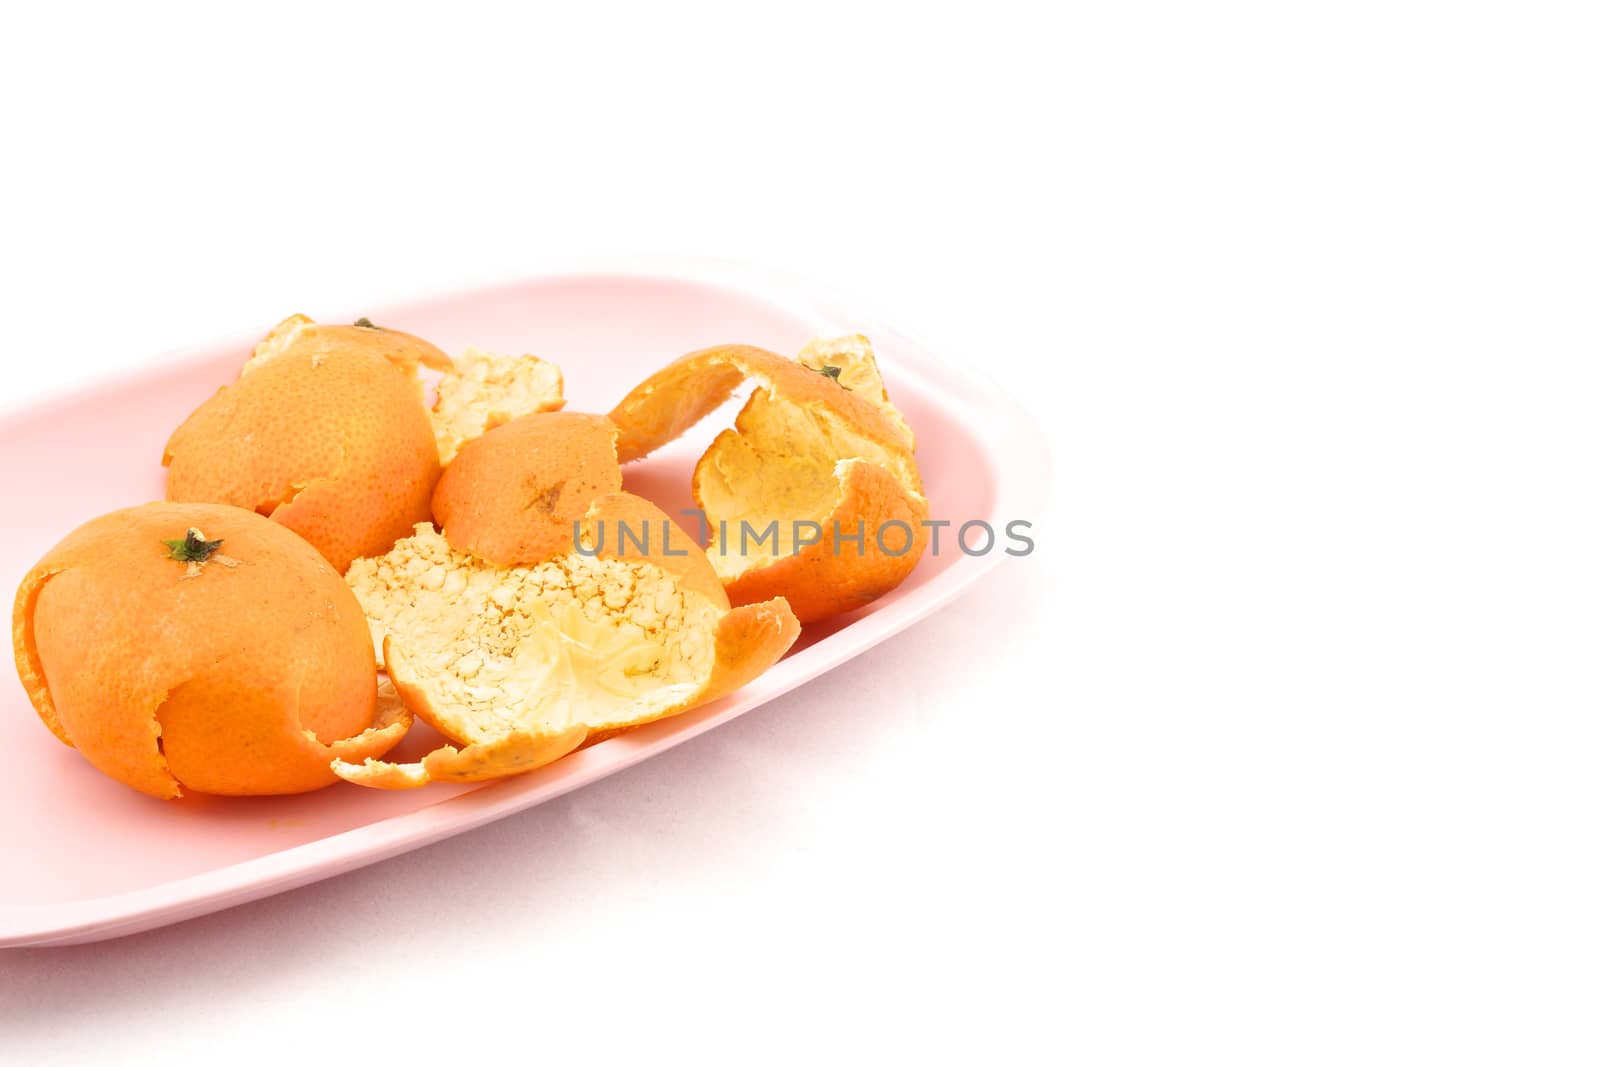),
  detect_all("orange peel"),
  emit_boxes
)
[432,411,622,569]
[11,502,406,799]
[164,314,446,572]
[430,346,565,464]
[608,337,928,622]
[340,413,799,790]
[242,313,454,377]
